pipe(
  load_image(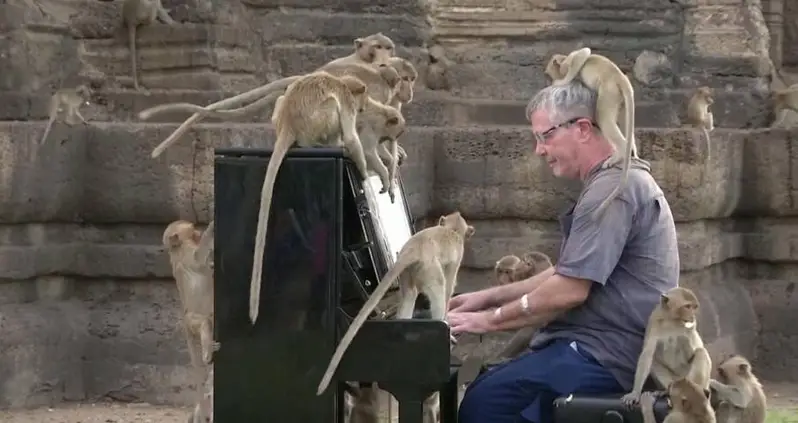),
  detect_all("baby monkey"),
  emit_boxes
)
[122,0,176,90]
[493,251,553,286]
[621,286,711,409]
[710,355,766,423]
[39,85,92,146]
[685,86,715,162]
[163,220,219,368]
[640,378,716,423]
